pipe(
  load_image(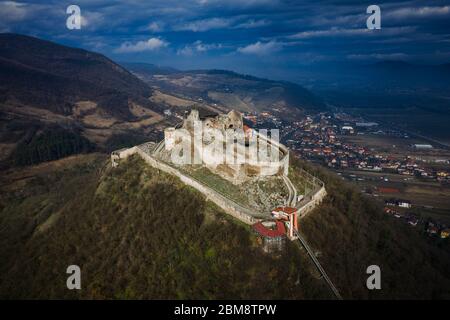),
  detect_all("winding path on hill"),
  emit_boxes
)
[282,174,297,207]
